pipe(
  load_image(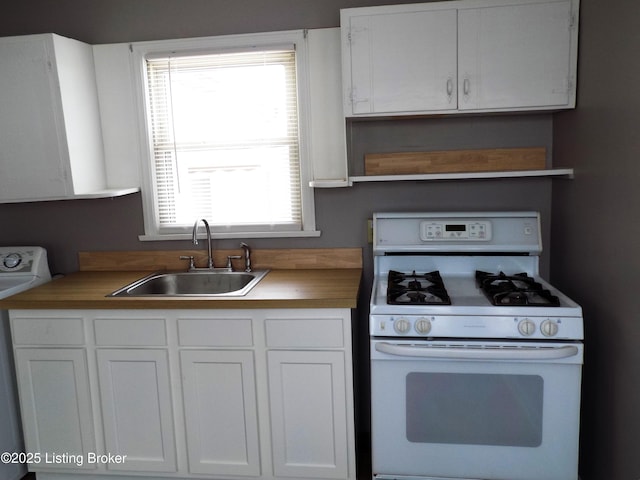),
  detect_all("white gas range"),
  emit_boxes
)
[369,212,583,480]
